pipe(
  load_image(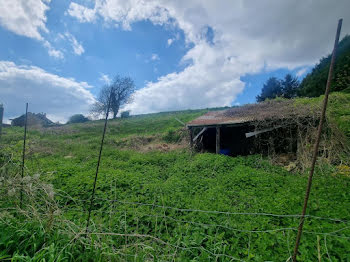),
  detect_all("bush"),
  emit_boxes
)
[121,111,130,118]
[162,127,182,143]
[67,114,89,124]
